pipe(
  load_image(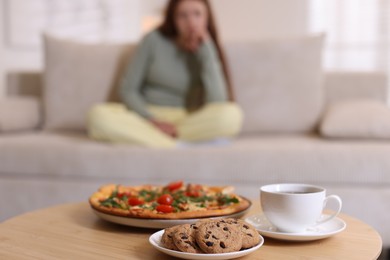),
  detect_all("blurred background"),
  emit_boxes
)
[1,2,389,257]
[0,0,389,97]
